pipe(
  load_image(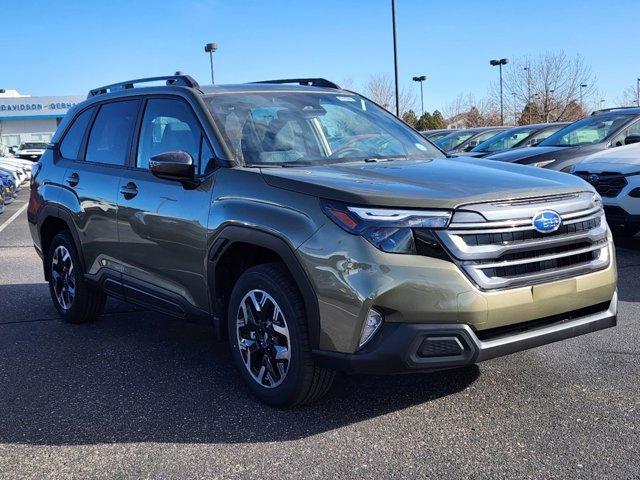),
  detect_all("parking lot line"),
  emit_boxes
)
[0,202,29,235]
